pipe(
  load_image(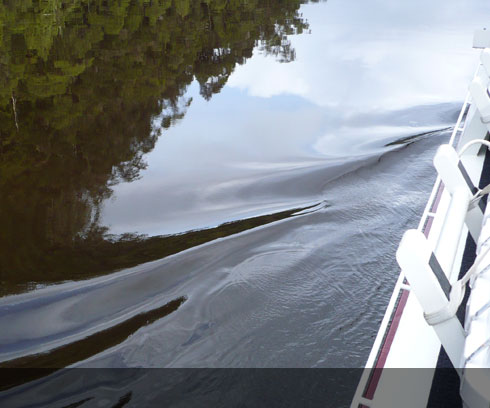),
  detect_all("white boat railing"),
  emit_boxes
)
[351,29,490,408]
